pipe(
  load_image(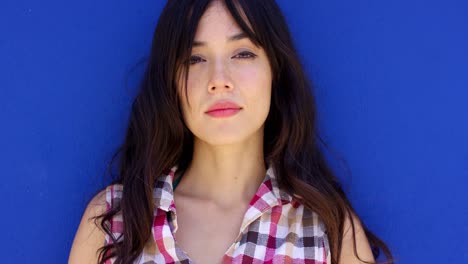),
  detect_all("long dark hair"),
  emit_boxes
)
[92,0,394,263]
